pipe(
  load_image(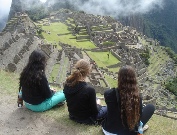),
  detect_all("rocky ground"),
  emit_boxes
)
[0,95,75,135]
